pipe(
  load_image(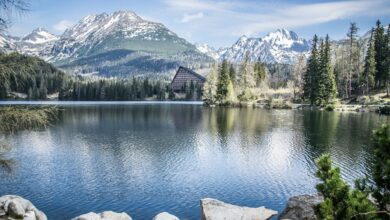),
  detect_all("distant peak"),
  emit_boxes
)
[265,28,299,41]
[112,10,142,20]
